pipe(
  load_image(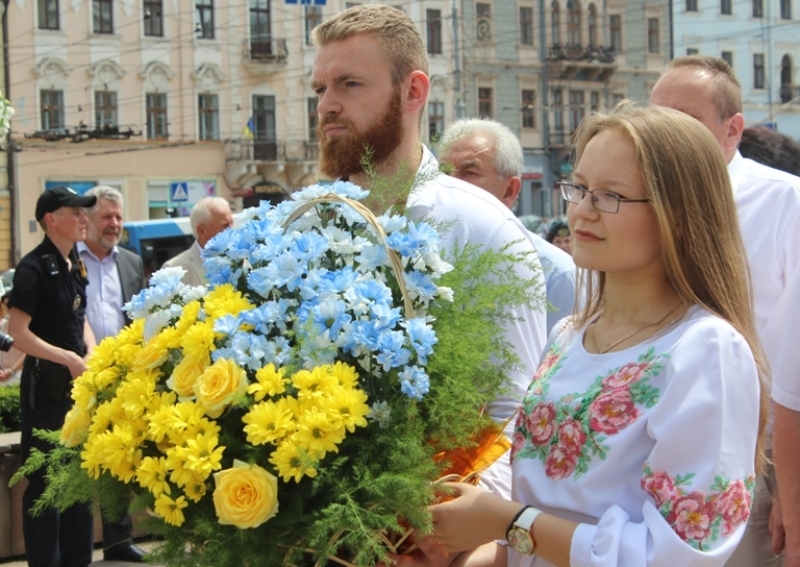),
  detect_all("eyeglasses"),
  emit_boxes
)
[557,180,651,214]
